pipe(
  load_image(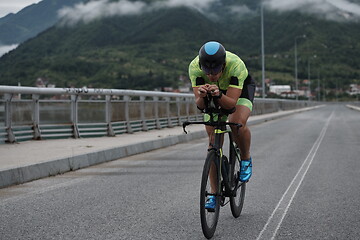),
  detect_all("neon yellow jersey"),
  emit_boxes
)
[188,51,248,90]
